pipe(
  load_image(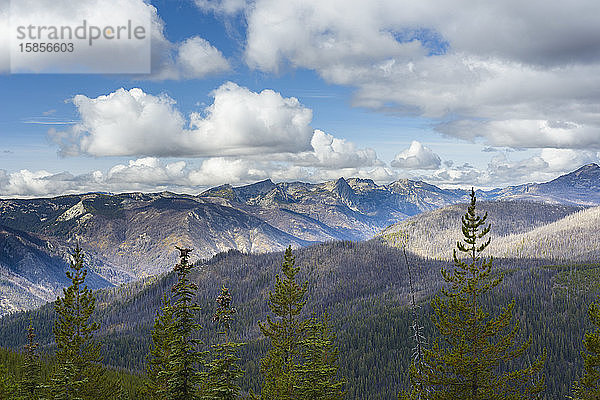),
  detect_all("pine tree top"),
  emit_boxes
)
[442,188,499,298]
[281,246,300,280]
[174,246,194,273]
[264,246,308,322]
[412,188,546,399]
